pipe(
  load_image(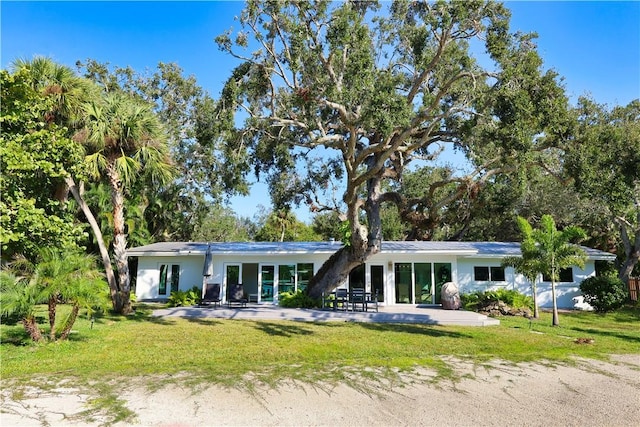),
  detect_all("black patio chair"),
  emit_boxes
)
[349,288,366,311]
[334,288,349,311]
[365,291,379,312]
[200,283,221,308]
[227,283,248,308]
